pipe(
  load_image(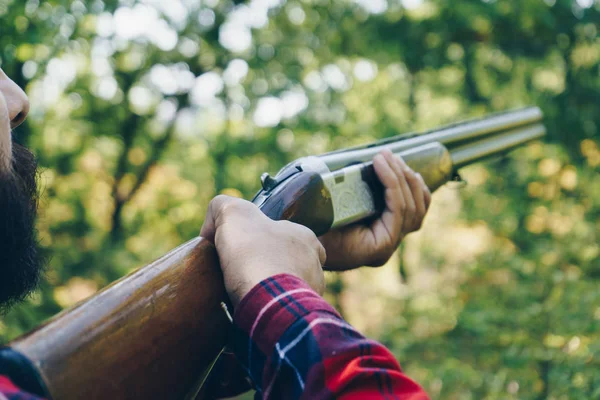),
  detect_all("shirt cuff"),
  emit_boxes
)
[232,273,340,357]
